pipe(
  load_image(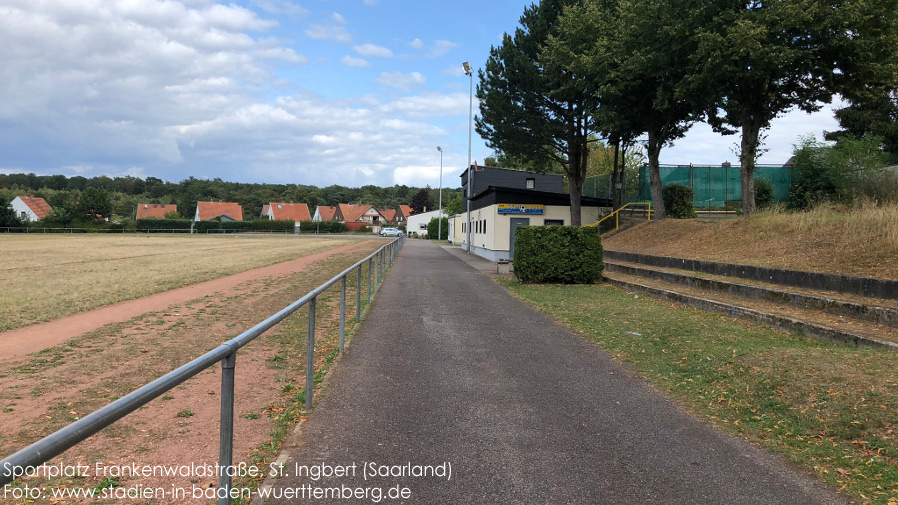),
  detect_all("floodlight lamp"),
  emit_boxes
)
[437,146,442,151]
[462,62,472,75]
